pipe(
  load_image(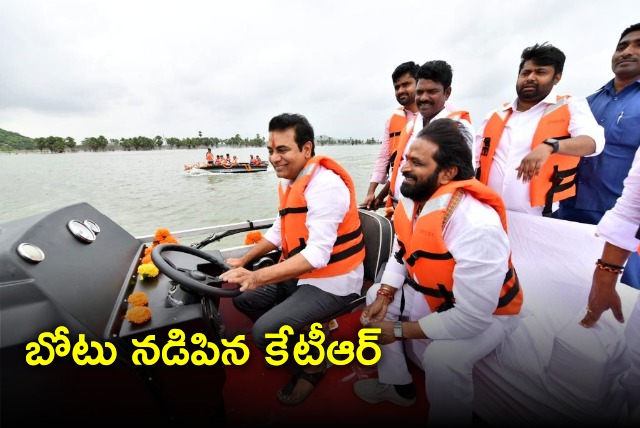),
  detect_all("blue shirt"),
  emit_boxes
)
[557,79,640,289]
[557,79,640,223]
